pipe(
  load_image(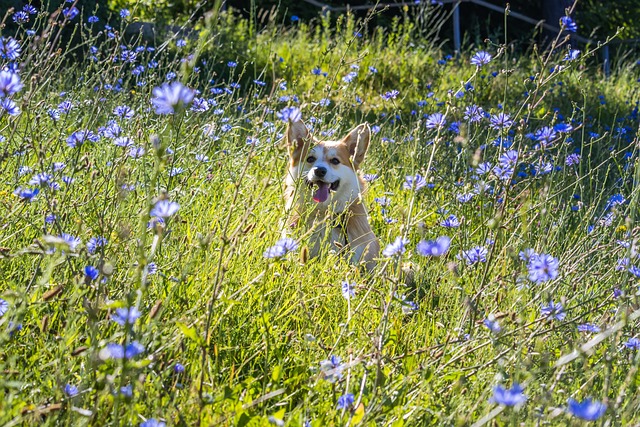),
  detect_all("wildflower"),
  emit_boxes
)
[527,253,559,283]
[13,11,29,24]
[88,15,99,23]
[383,237,409,257]
[174,363,185,373]
[276,106,302,122]
[140,419,166,427]
[489,113,513,130]
[457,246,488,265]
[463,105,484,122]
[564,49,581,61]
[566,153,581,166]
[103,341,145,359]
[0,70,23,97]
[319,355,343,382]
[0,37,22,60]
[403,174,427,190]
[62,7,79,20]
[1,98,20,116]
[490,384,527,406]
[59,233,82,252]
[114,136,134,147]
[341,281,355,299]
[624,337,640,350]
[457,193,474,203]
[417,236,451,257]
[29,173,53,186]
[425,112,447,130]
[554,123,573,133]
[577,323,600,333]
[382,90,399,100]
[440,214,460,228]
[150,200,180,218]
[342,71,358,83]
[64,384,79,397]
[23,4,38,14]
[84,265,99,281]
[66,130,96,148]
[470,51,492,66]
[606,194,626,210]
[114,105,135,119]
[541,301,566,321]
[13,187,39,201]
[111,307,142,326]
[263,237,298,258]
[483,316,501,333]
[560,16,577,33]
[151,82,195,114]
[337,393,355,409]
[567,398,606,421]
[534,127,557,146]
[120,9,130,18]
[0,299,8,317]
[363,174,379,182]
